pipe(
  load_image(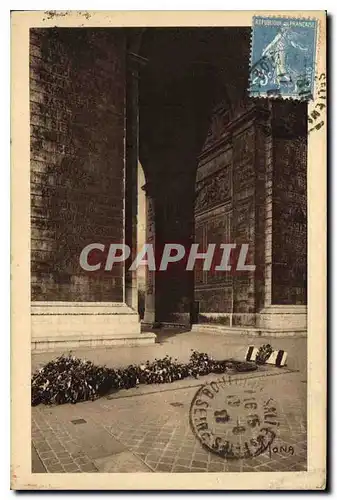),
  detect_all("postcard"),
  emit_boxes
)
[11,10,326,490]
